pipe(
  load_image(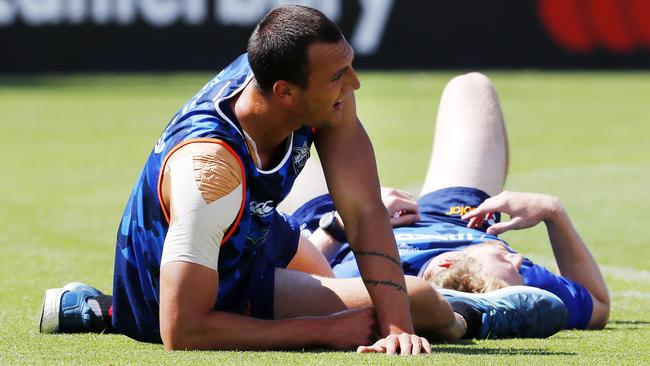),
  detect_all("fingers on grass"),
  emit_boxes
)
[385,336,398,355]
[410,335,422,355]
[357,344,385,353]
[422,337,432,354]
[398,333,412,355]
